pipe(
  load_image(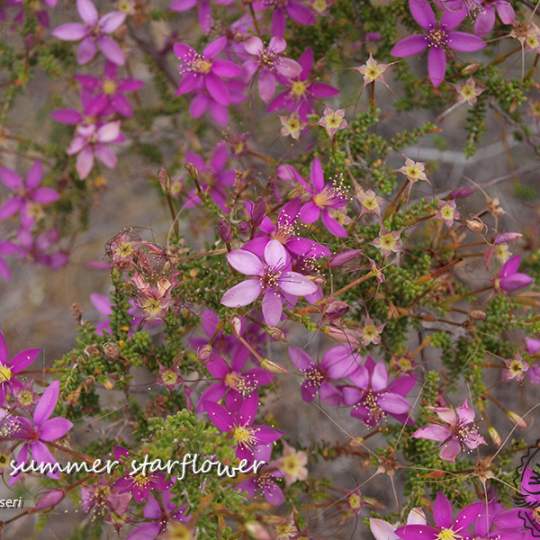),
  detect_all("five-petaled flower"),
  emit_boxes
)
[391,0,485,87]
[52,0,126,65]
[221,240,318,326]
[413,399,485,461]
